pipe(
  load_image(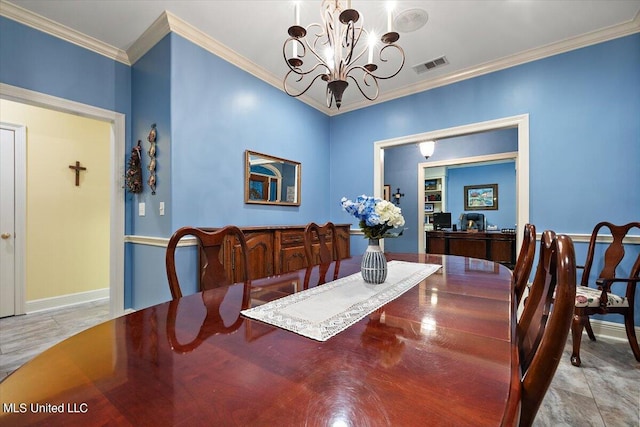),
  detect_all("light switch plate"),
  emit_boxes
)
[138,202,145,216]
[159,202,165,216]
